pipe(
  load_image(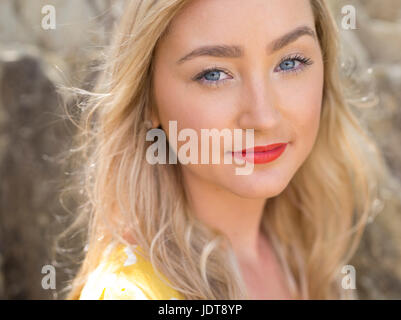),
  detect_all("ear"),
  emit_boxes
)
[147,91,161,128]
[148,104,161,129]
[150,112,160,129]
